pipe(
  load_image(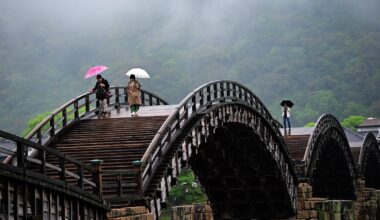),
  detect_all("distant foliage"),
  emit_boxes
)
[21,107,86,137]
[22,112,51,137]
[167,169,207,206]
[304,122,316,127]
[341,115,365,131]
[1,0,380,134]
